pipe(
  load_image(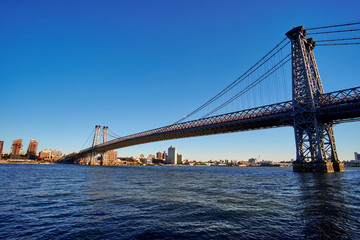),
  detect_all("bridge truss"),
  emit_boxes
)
[63,25,360,172]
